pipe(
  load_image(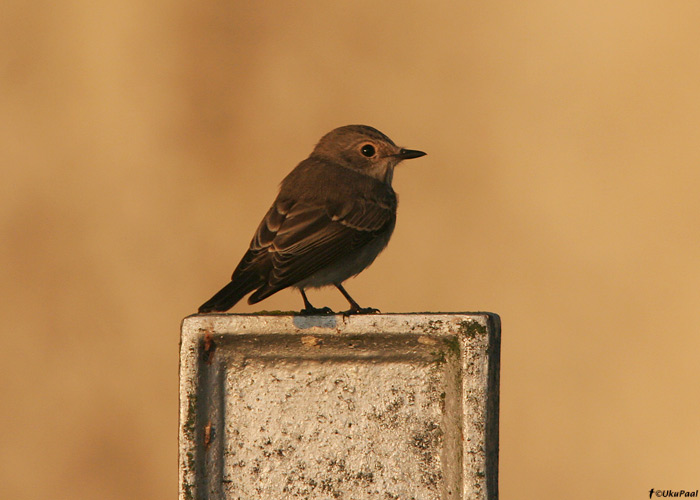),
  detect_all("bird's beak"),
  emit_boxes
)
[396,148,427,160]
